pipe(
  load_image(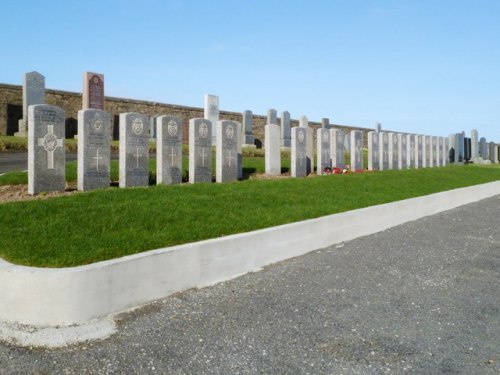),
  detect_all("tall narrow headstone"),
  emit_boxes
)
[189,119,212,183]
[149,116,158,139]
[77,109,110,191]
[489,142,496,162]
[242,110,255,147]
[157,115,182,185]
[16,71,45,137]
[350,130,363,171]
[204,94,219,145]
[422,136,430,167]
[388,133,399,170]
[437,137,443,167]
[379,132,389,170]
[265,123,281,175]
[367,131,379,171]
[216,120,240,183]
[28,104,65,195]
[406,134,415,168]
[479,137,487,159]
[456,133,464,162]
[82,72,105,110]
[464,138,471,161]
[443,138,449,166]
[431,136,437,167]
[321,118,330,129]
[281,111,291,148]
[471,129,479,158]
[119,113,149,188]
[416,135,423,168]
[398,133,407,169]
[291,127,308,177]
[448,134,456,163]
[330,129,345,169]
[267,109,277,125]
[299,116,314,174]
[317,128,331,175]
[375,123,382,132]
